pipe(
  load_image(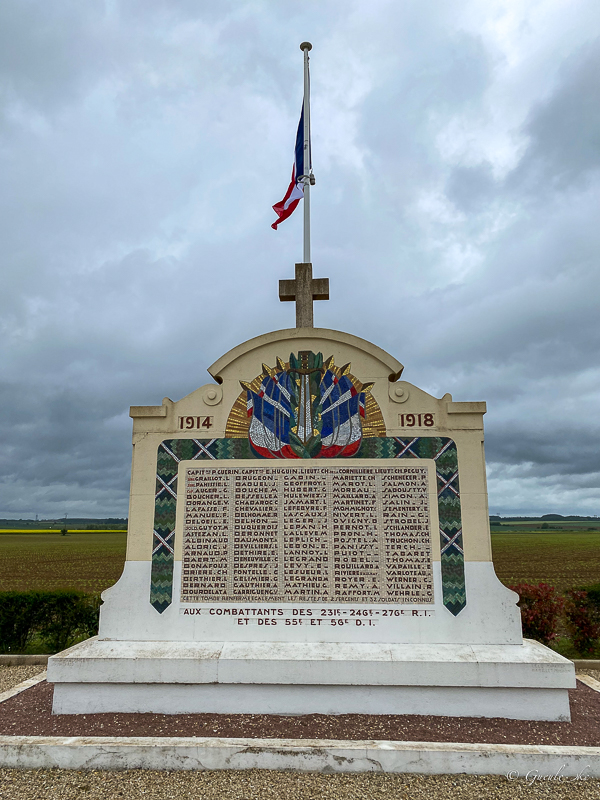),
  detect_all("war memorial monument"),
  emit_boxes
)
[47,259,575,721]
[48,44,575,723]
